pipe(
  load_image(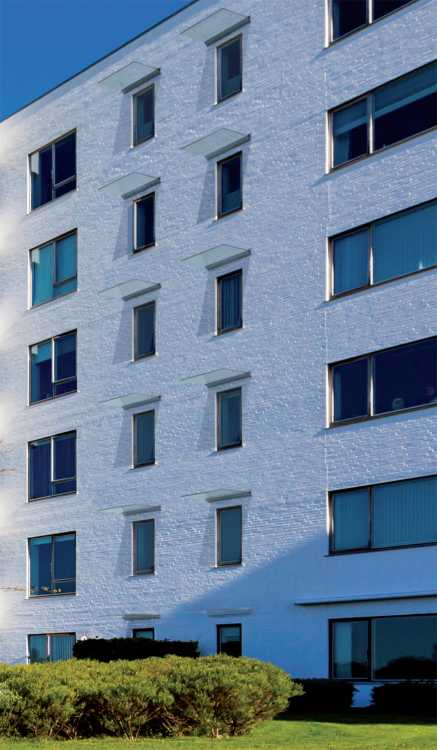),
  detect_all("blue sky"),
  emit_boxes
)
[0,0,195,121]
